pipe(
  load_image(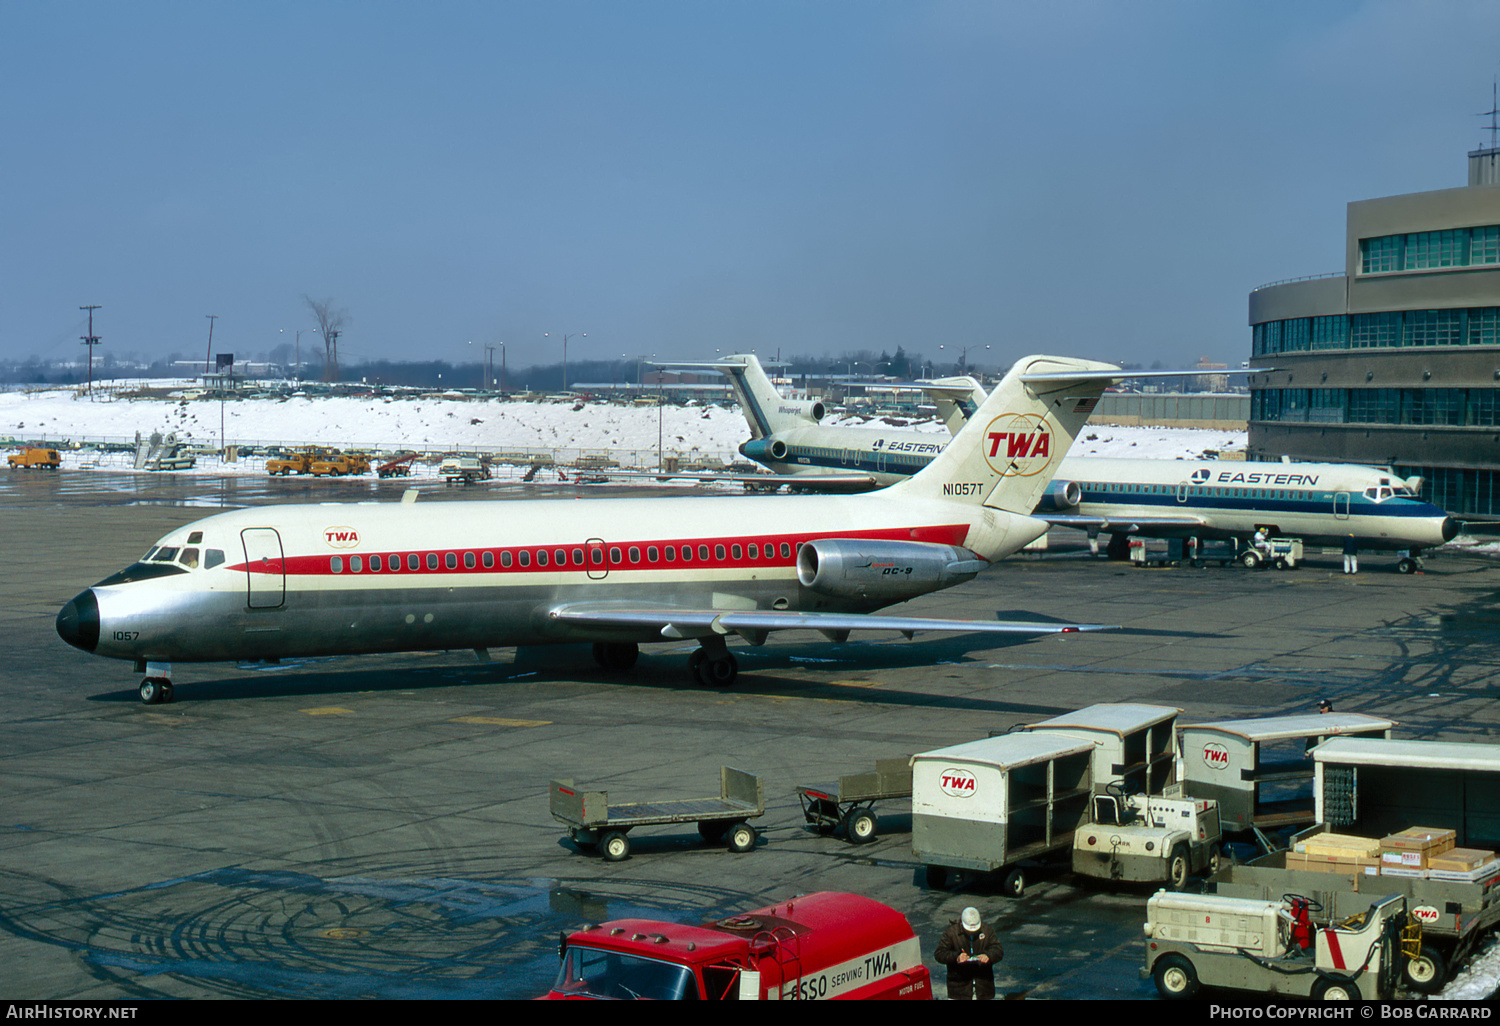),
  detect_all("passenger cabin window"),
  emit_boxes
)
[331,557,343,573]
[370,555,382,571]
[572,548,584,566]
[698,545,710,561]
[445,553,458,570]
[483,551,494,568]
[501,551,513,568]
[554,549,566,566]
[351,556,363,573]
[518,550,530,567]
[426,553,438,570]
[464,552,476,569]
[408,554,420,571]
[536,550,548,567]
[648,546,659,561]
